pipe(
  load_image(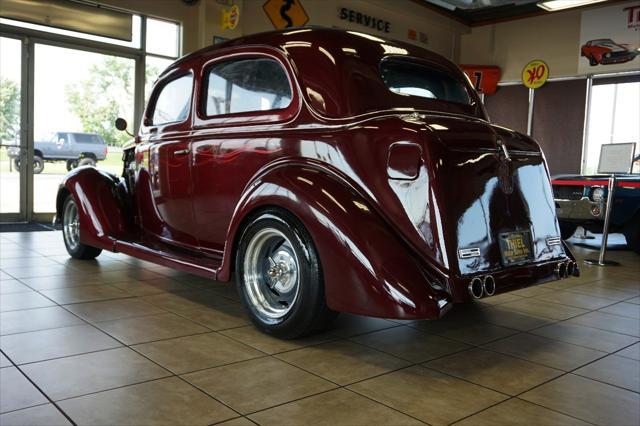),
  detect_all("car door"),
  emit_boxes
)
[191,53,297,253]
[135,71,198,249]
